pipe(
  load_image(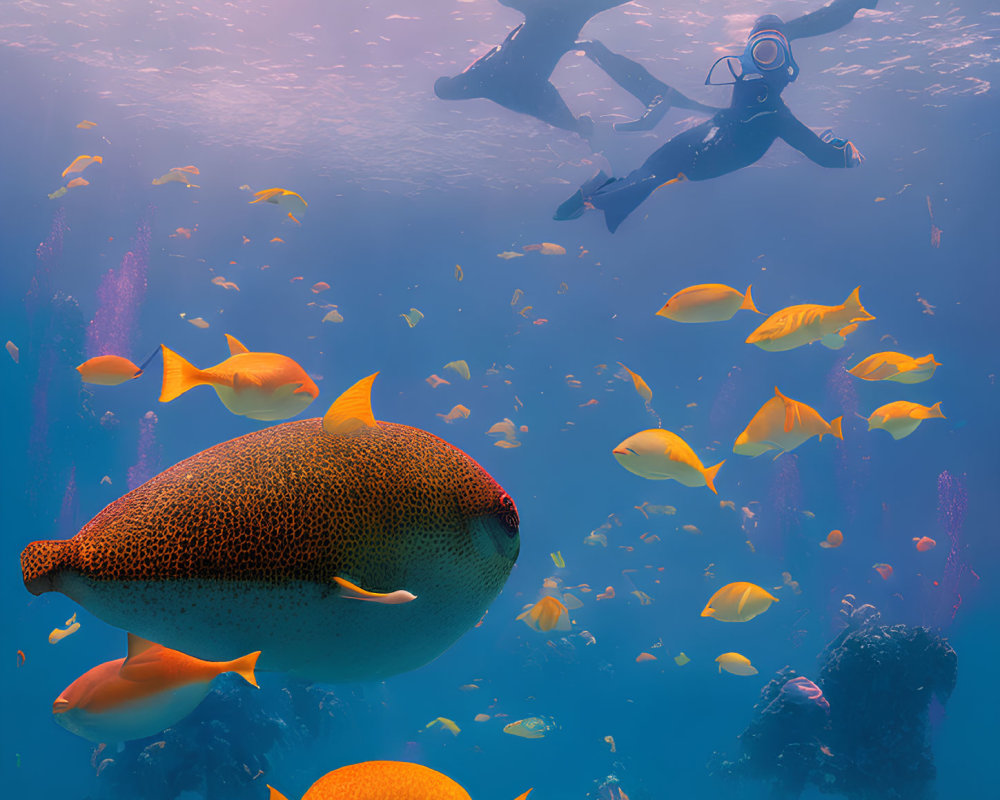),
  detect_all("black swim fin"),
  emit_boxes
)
[590,173,658,233]
[553,171,611,221]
